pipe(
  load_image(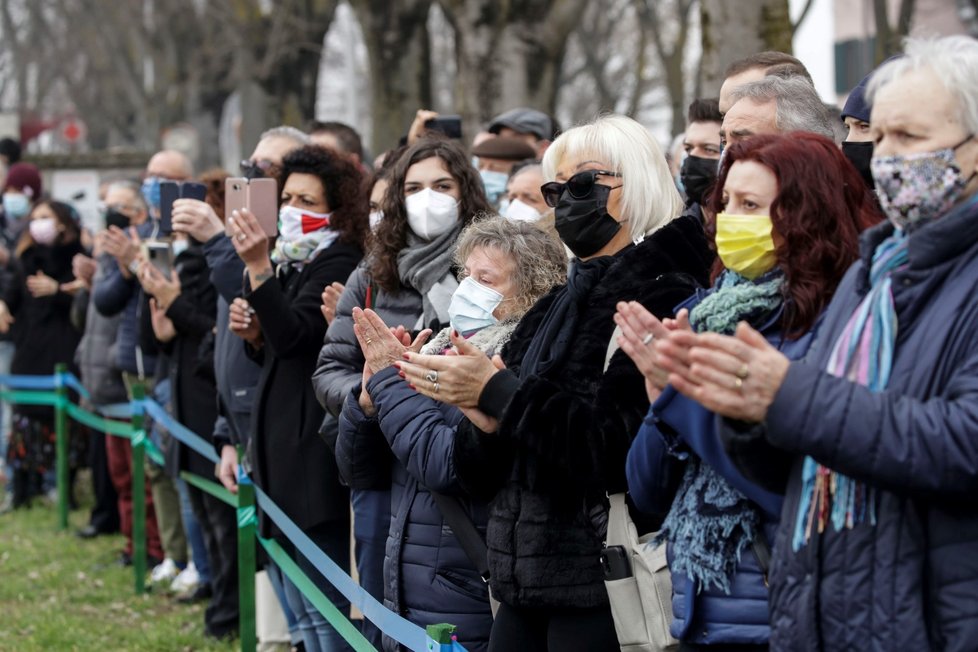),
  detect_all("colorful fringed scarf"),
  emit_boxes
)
[792,231,910,551]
